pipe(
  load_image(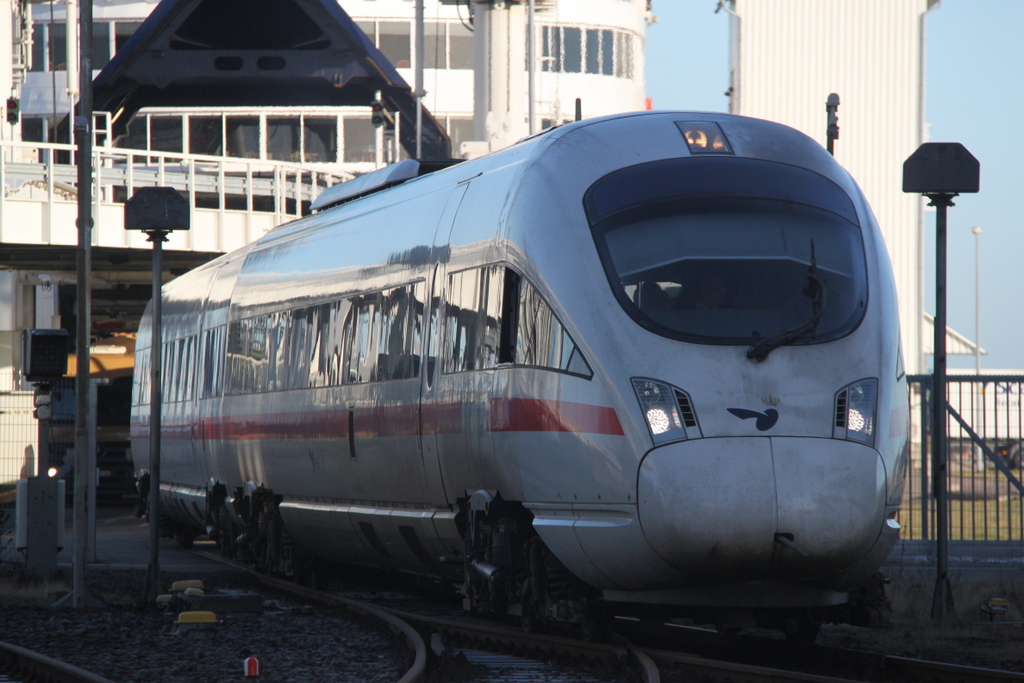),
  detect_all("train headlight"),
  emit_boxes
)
[675,121,733,155]
[834,378,878,446]
[633,378,689,444]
